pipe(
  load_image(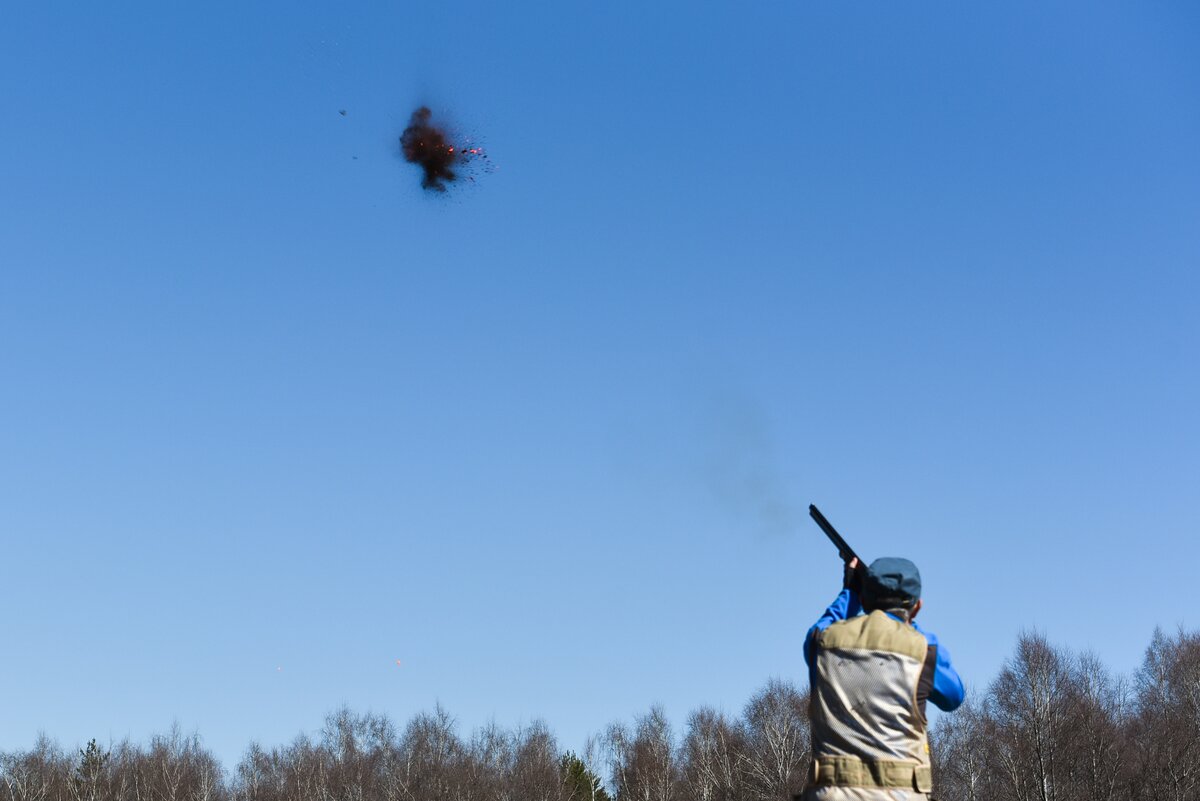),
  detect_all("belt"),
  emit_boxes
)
[811,756,933,793]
